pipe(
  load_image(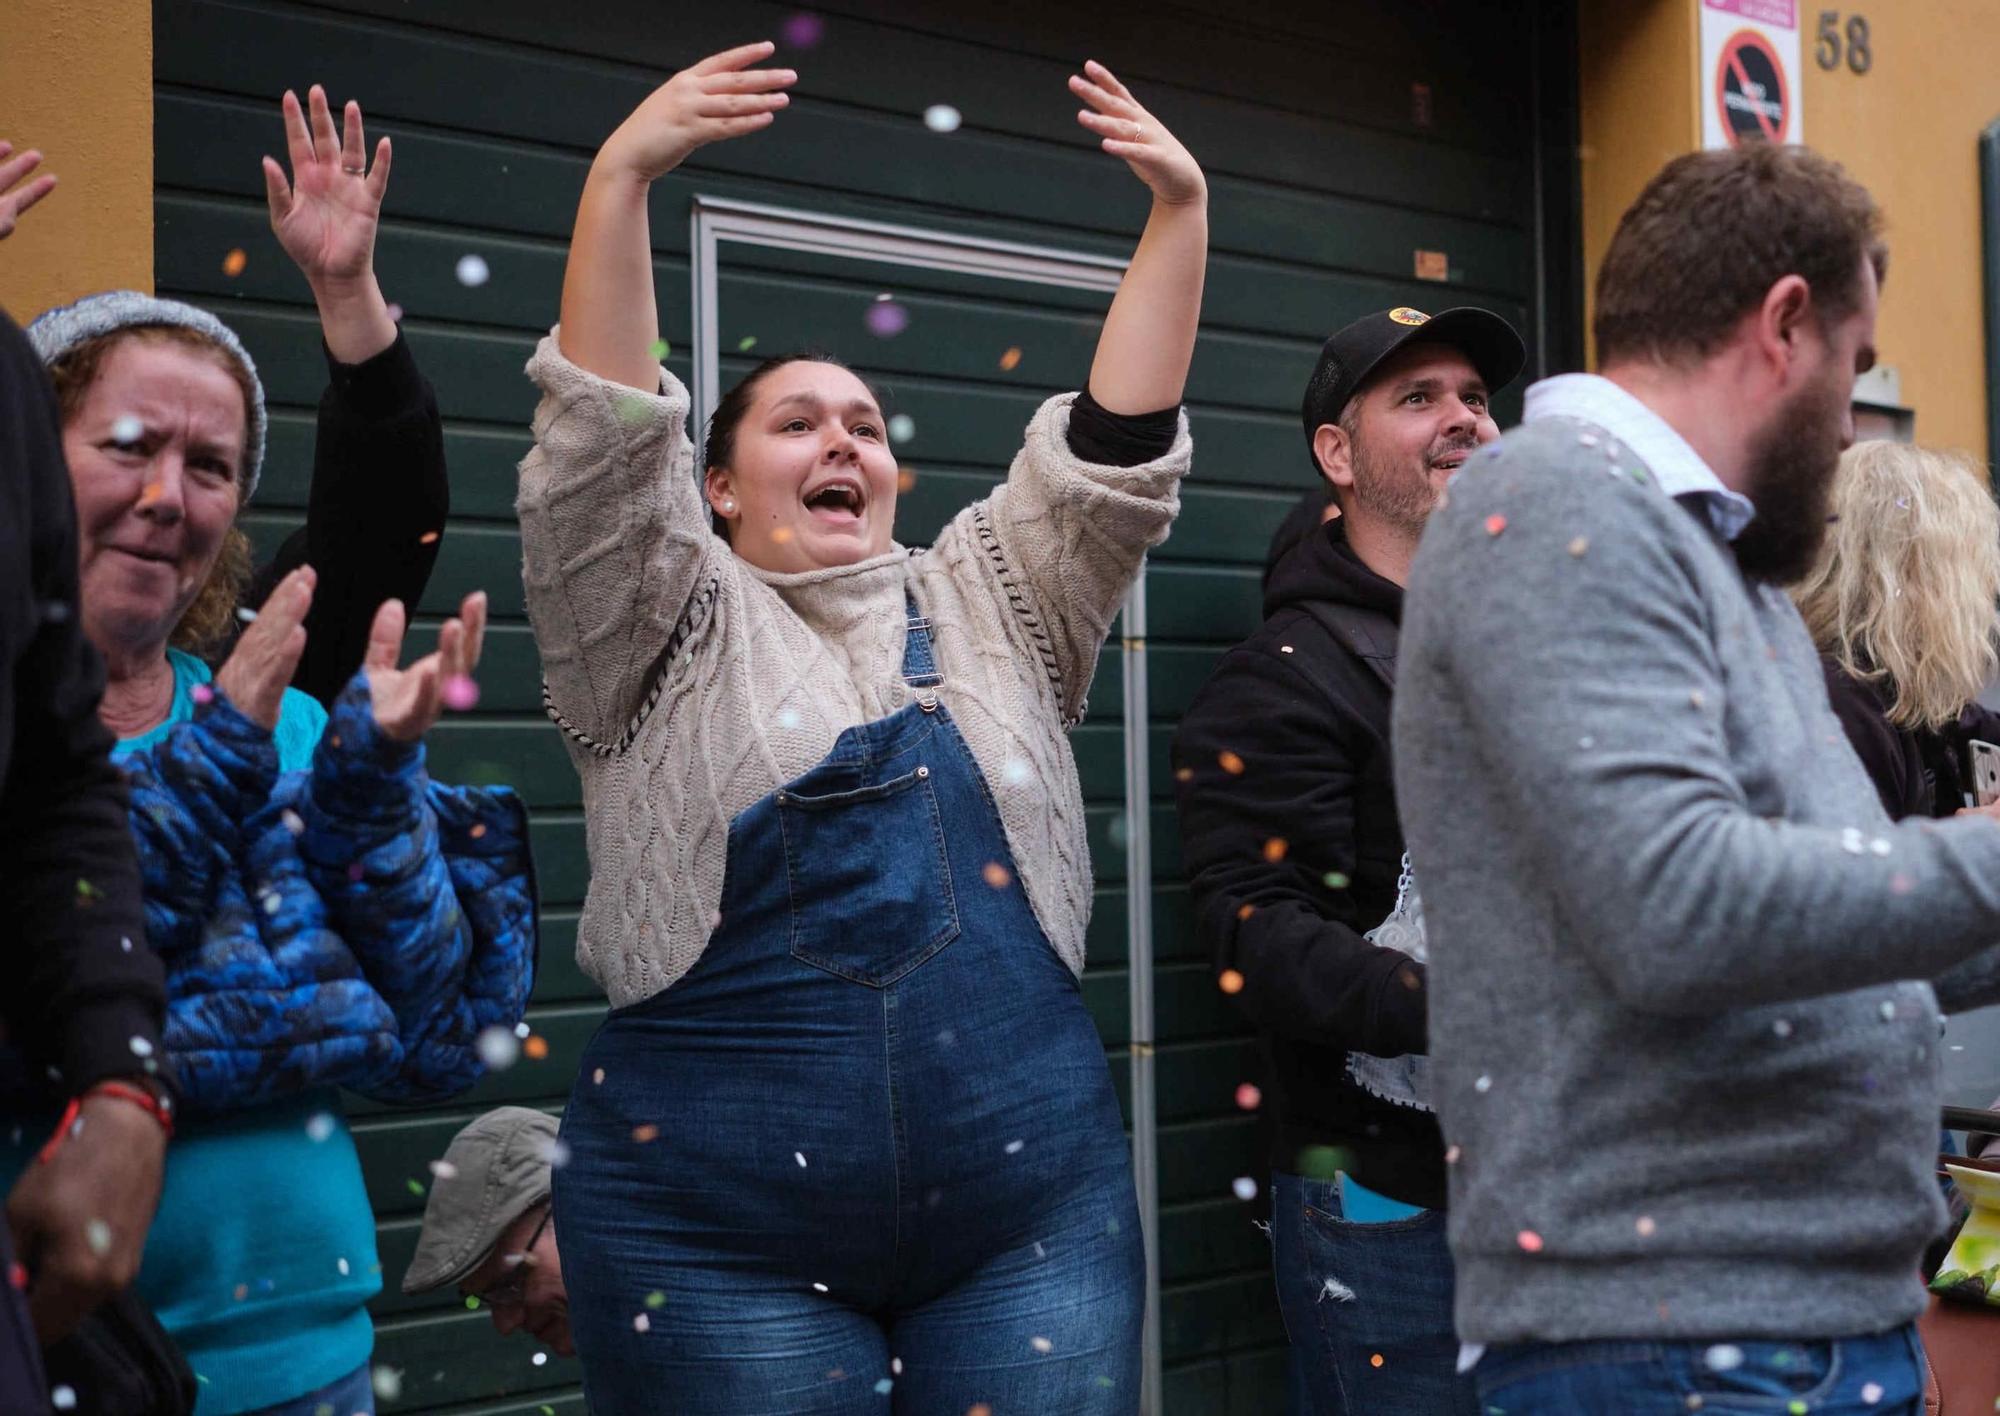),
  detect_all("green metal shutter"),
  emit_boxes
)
[152,2,1574,1409]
